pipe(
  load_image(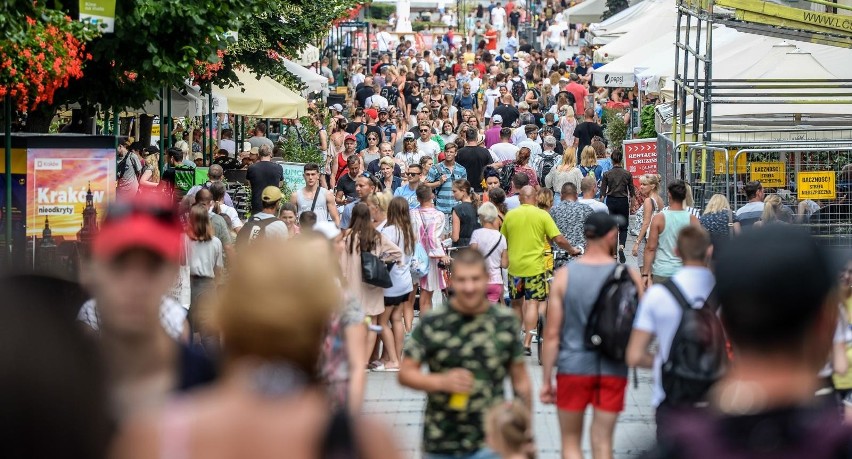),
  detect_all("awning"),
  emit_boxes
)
[281,58,329,98]
[591,32,679,87]
[212,70,308,118]
[565,0,607,24]
[589,0,676,45]
[132,87,202,117]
